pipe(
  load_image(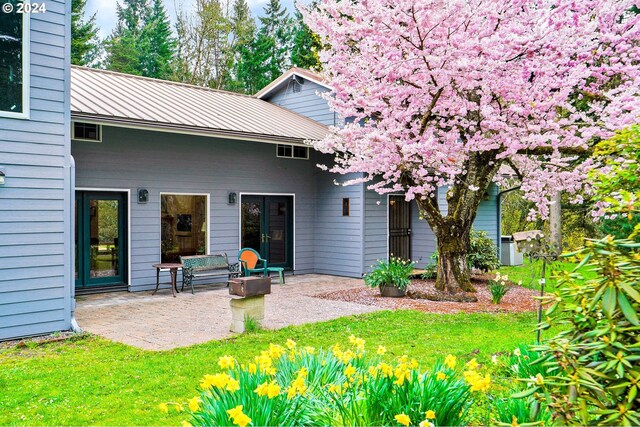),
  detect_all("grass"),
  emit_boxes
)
[0,310,549,426]
[498,258,598,292]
